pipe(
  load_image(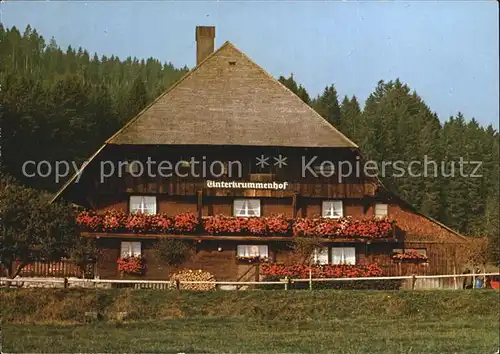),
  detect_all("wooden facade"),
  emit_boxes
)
[51,26,468,282]
[70,146,467,281]
[84,198,466,281]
